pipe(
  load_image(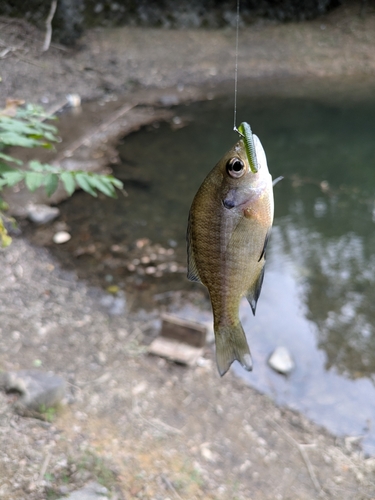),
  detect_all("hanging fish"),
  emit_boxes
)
[187,123,274,376]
